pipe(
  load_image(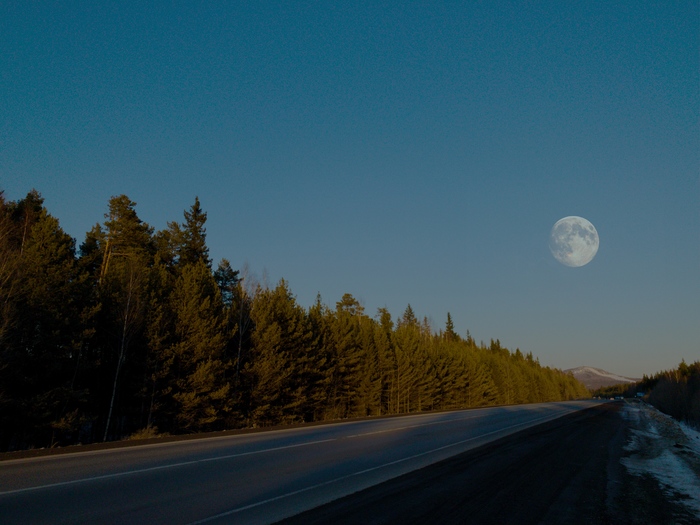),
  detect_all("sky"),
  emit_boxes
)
[2,1,698,378]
